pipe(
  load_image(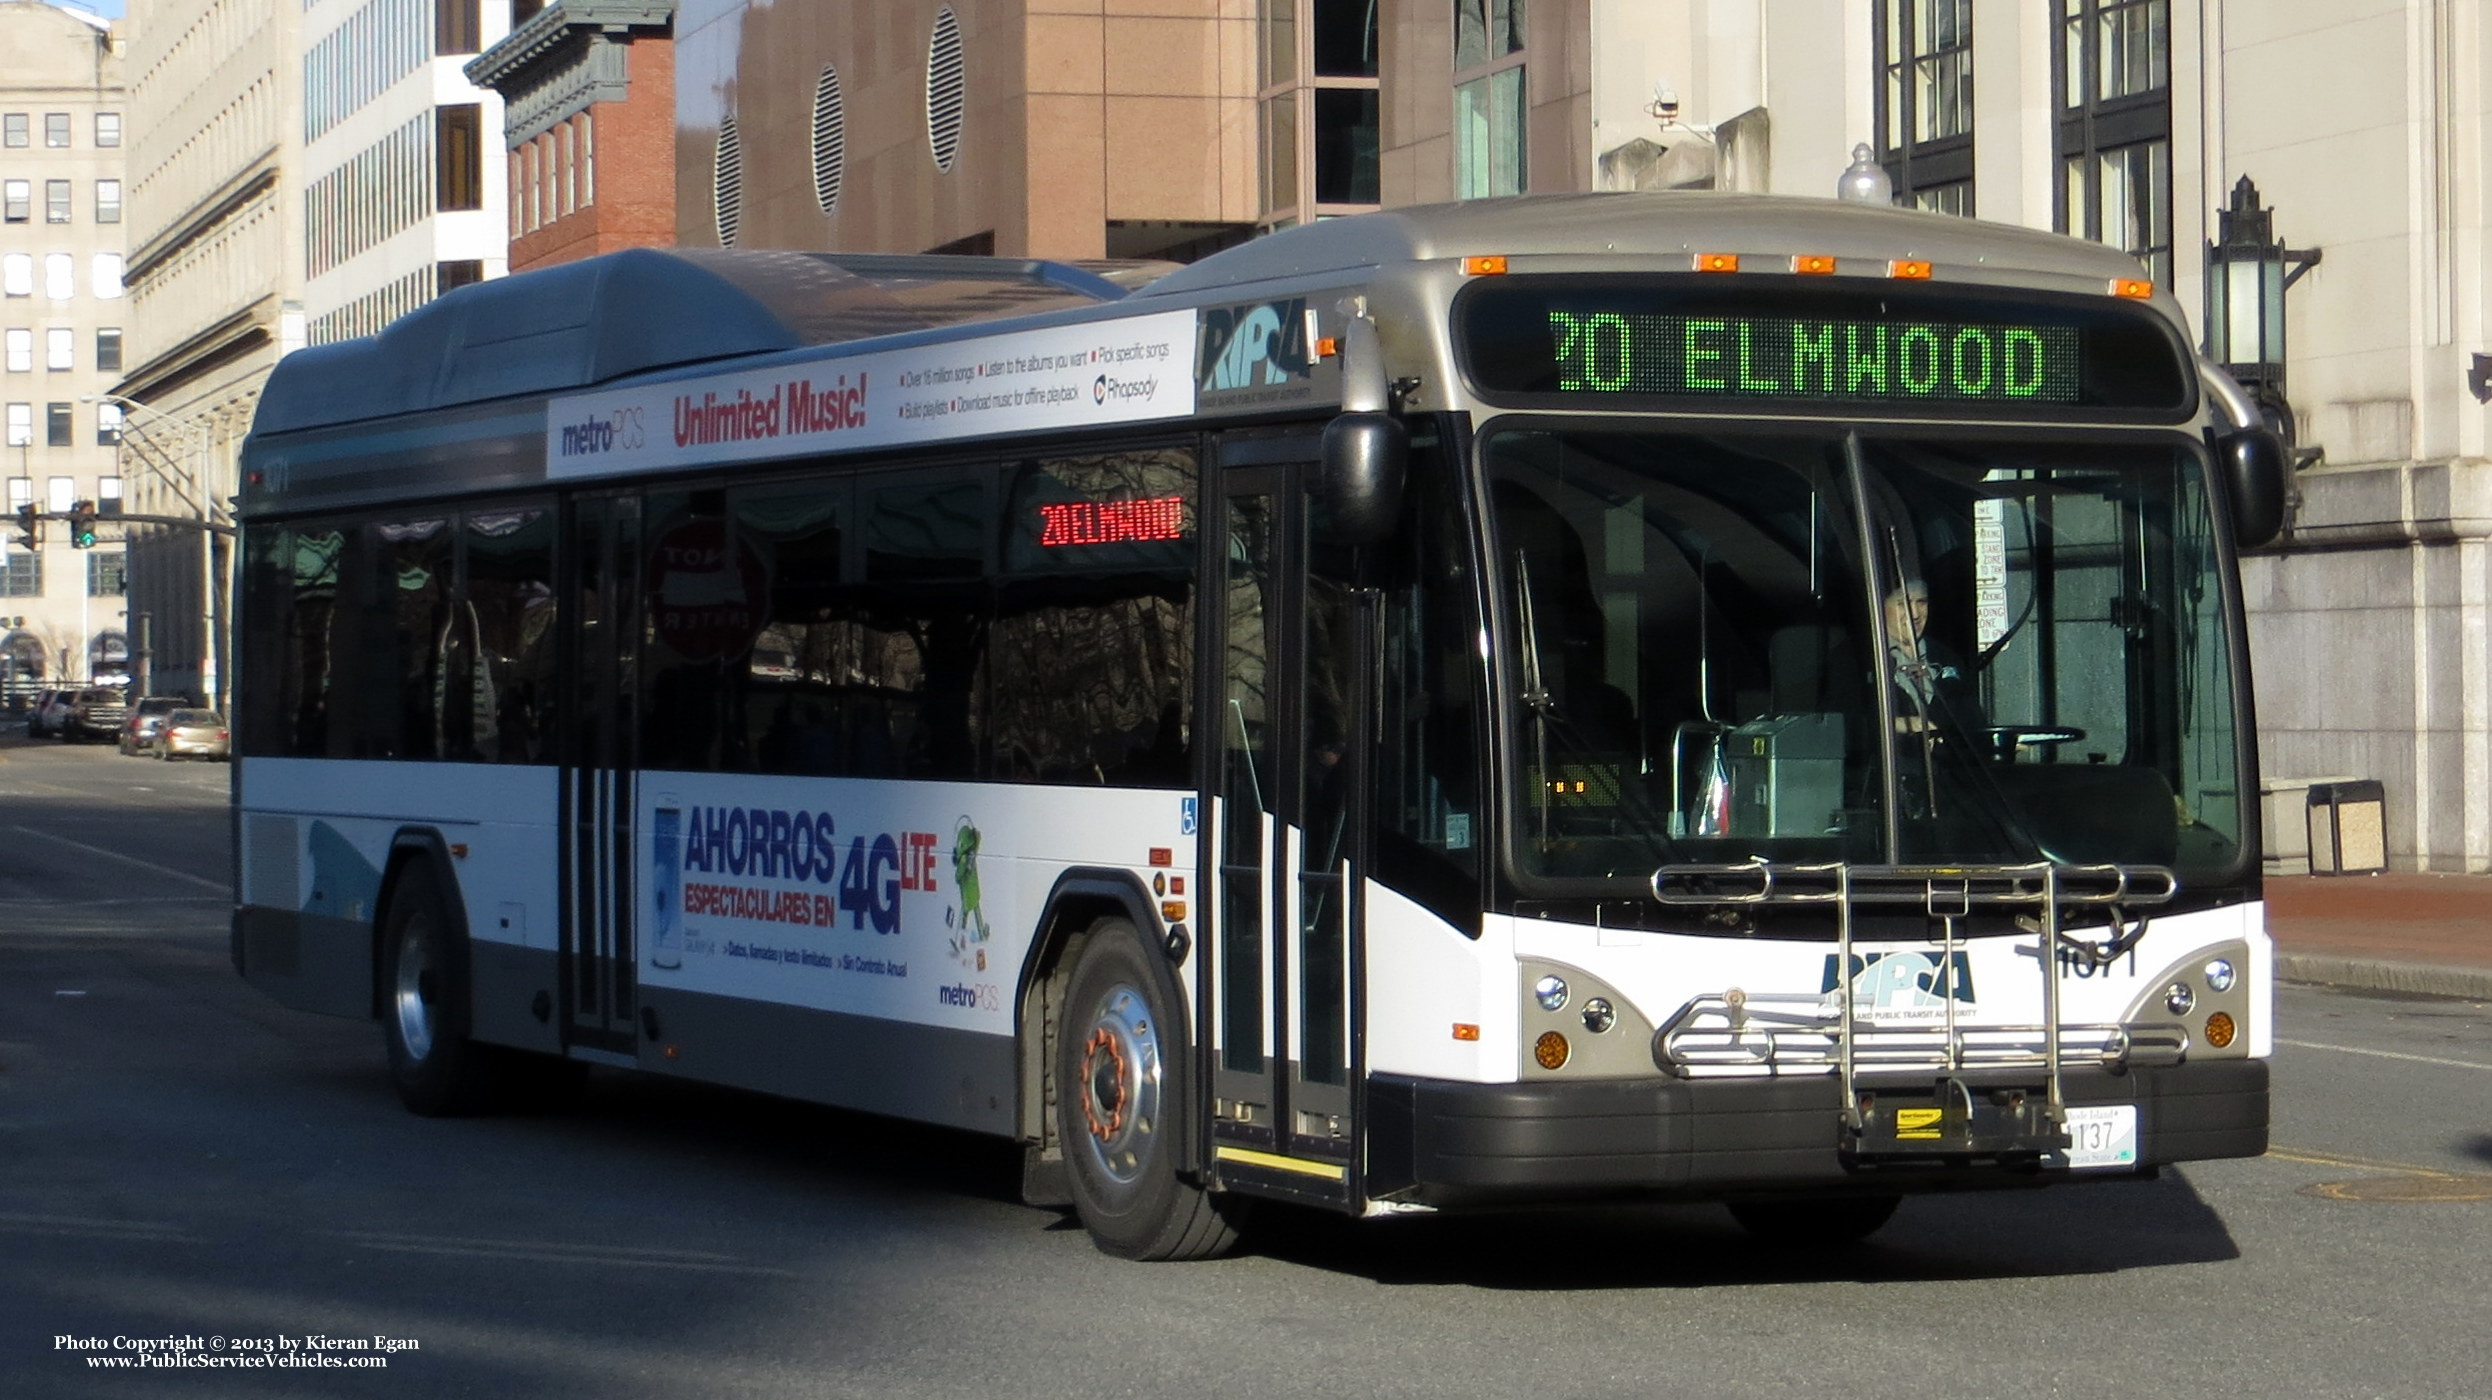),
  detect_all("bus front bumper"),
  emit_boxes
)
[1362,1058,2267,1206]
